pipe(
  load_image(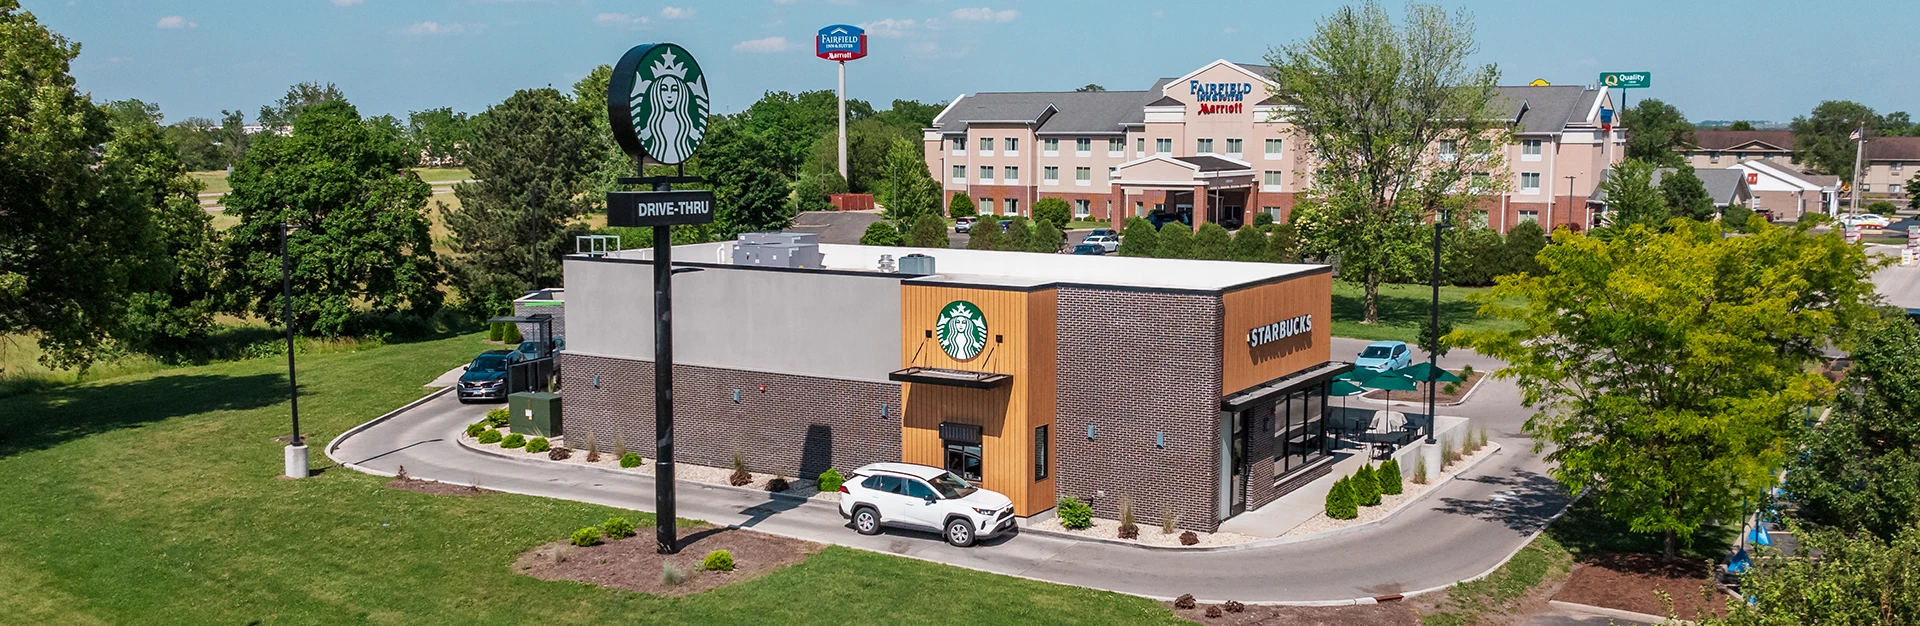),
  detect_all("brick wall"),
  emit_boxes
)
[559,352,902,482]
[1054,287,1225,532]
